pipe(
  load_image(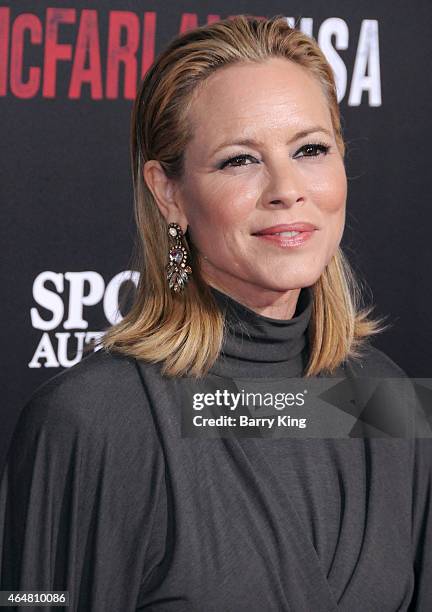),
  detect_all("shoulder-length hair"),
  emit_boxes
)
[96,14,389,378]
